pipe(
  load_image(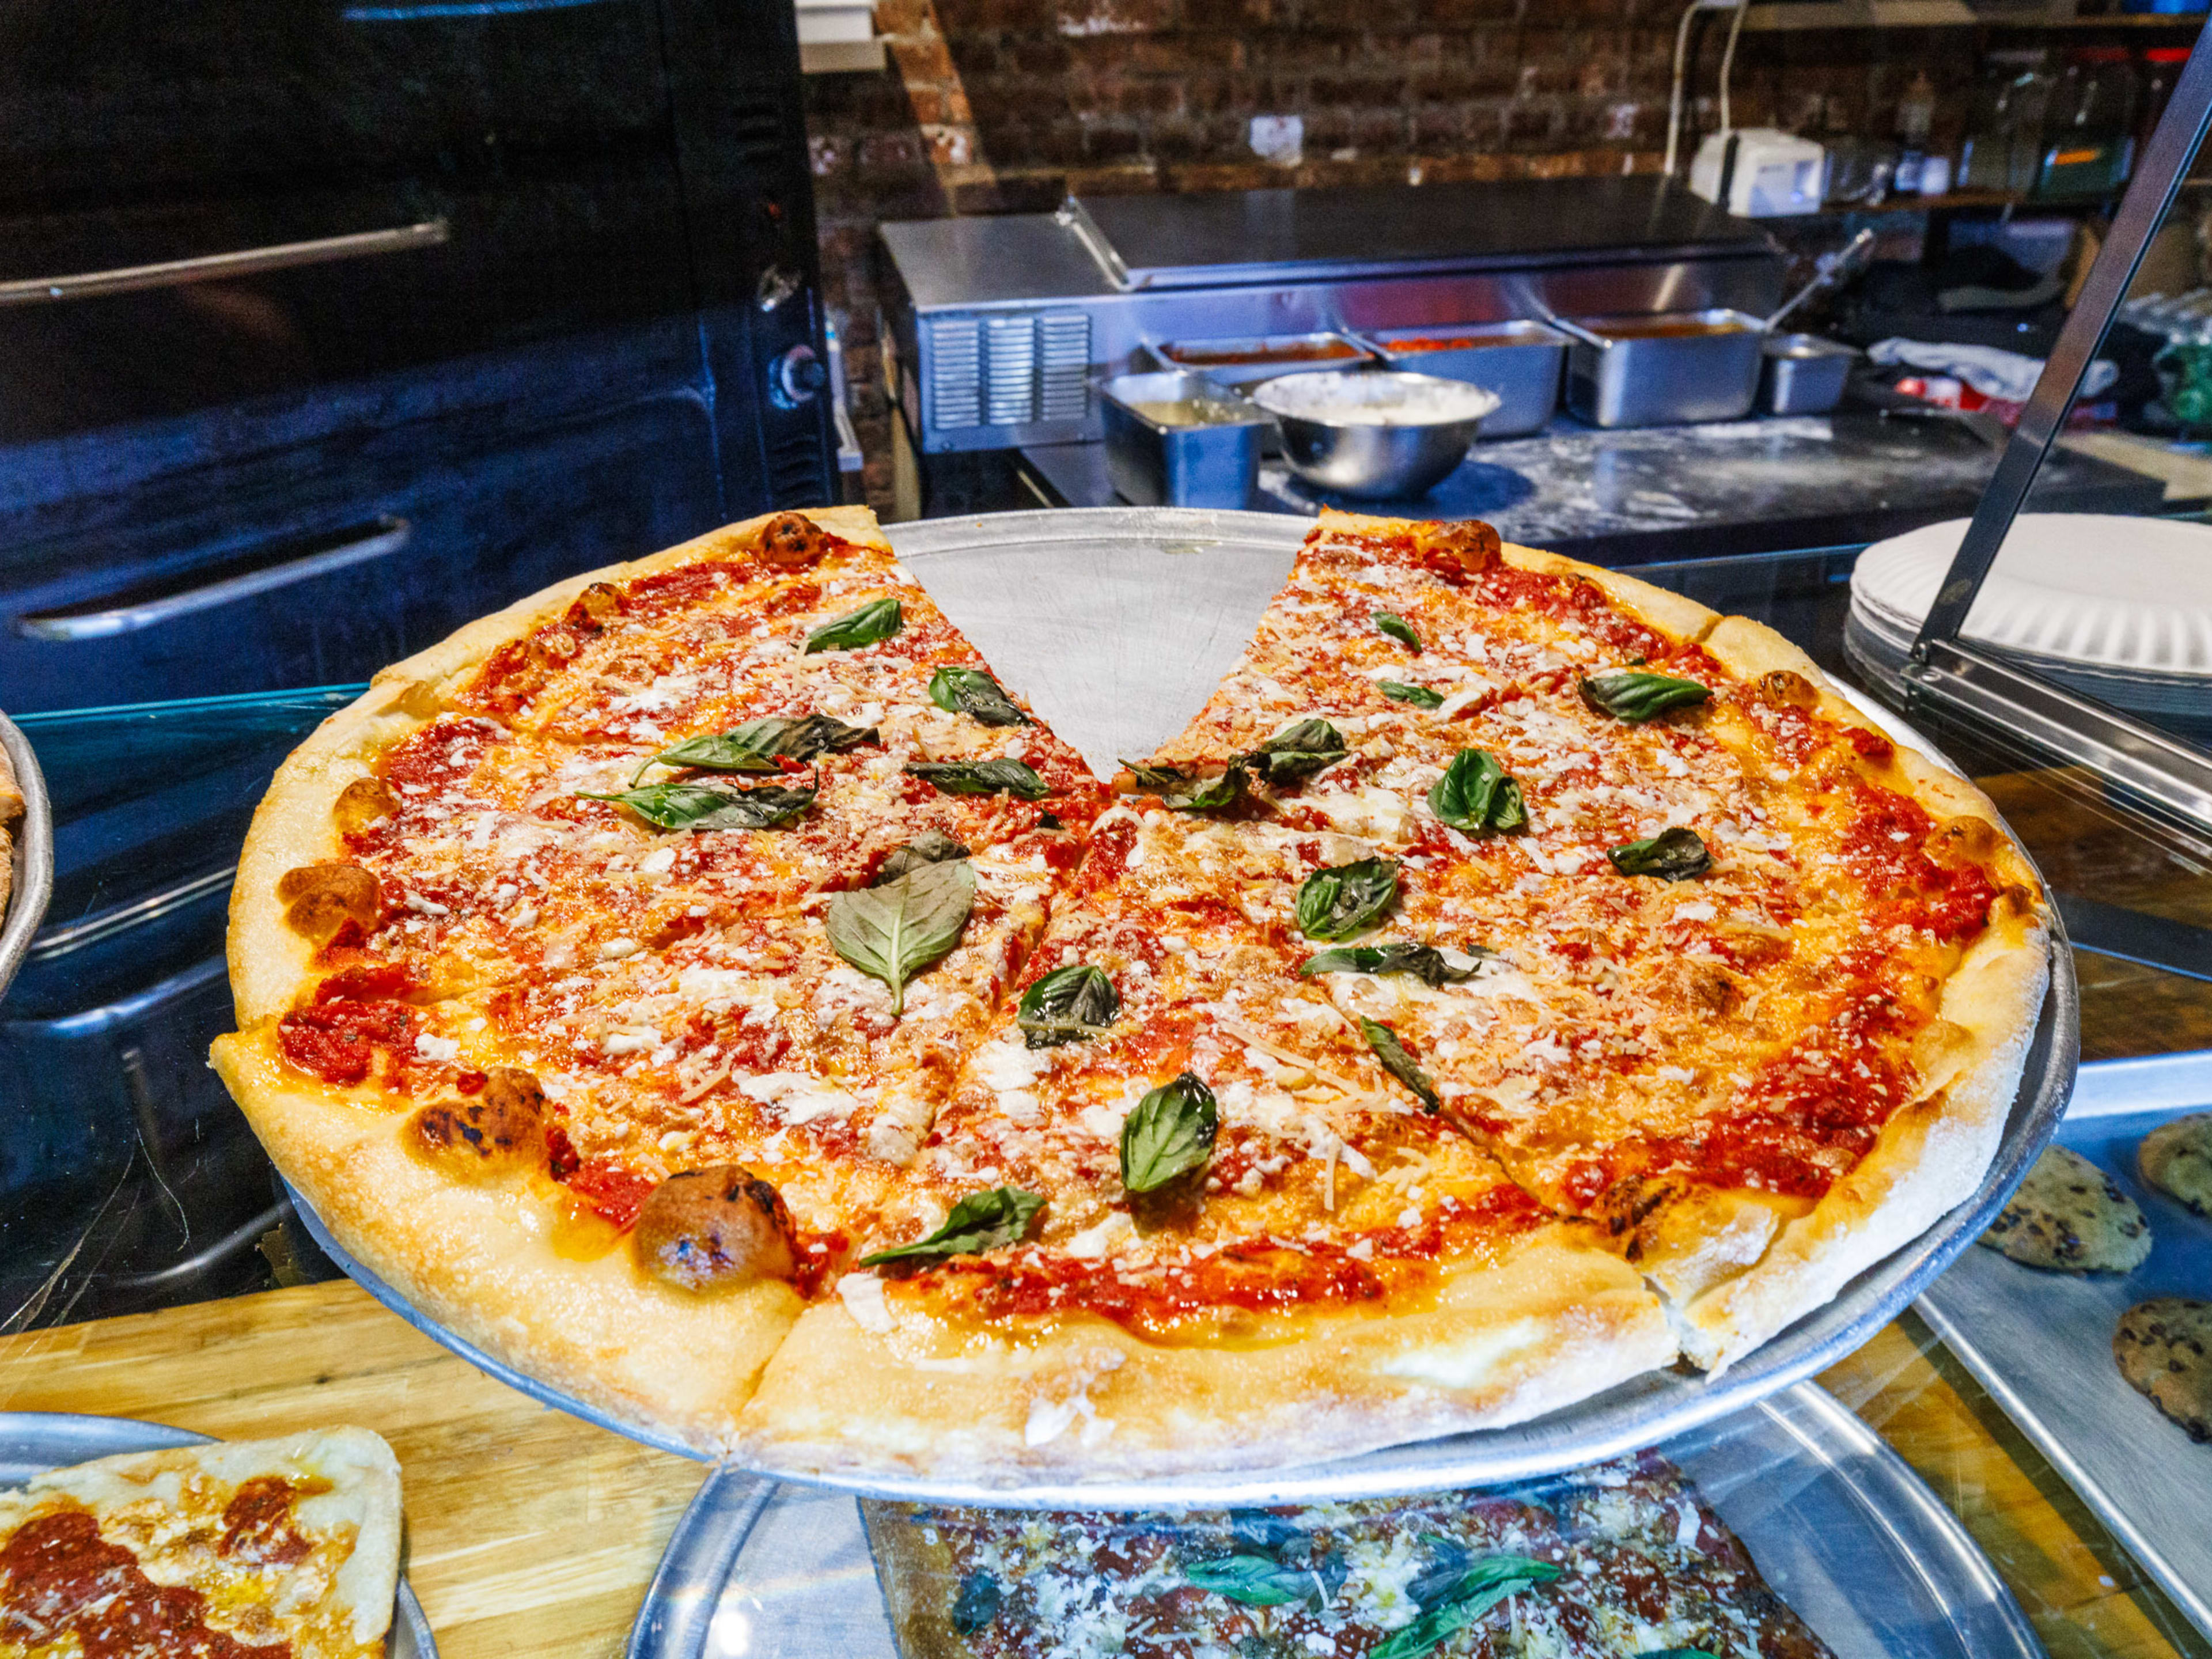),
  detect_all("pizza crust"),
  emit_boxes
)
[734,1231,1674,1483]
[211,1029,798,1454]
[1680,615,2050,1369]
